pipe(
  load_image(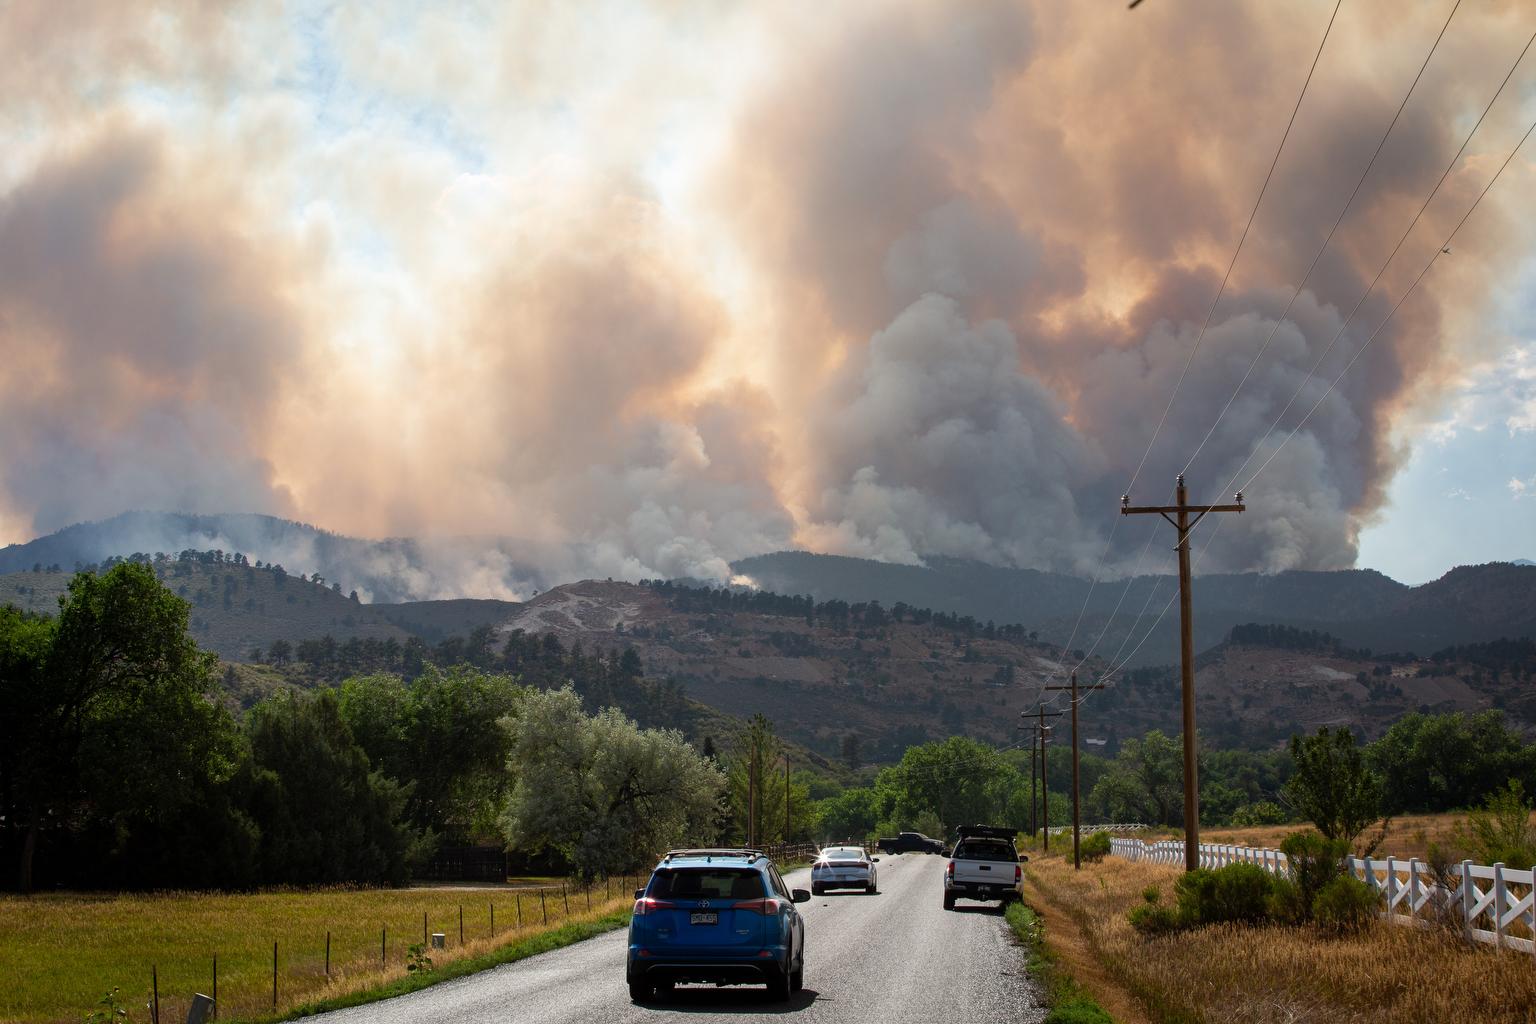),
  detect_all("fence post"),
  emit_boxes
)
[1494,863,1507,949]
[541,890,548,924]
[1462,860,1475,941]
[272,941,278,1011]
[460,905,464,945]
[212,955,217,1020]
[1385,858,1397,919]
[563,885,570,917]
[152,965,159,1024]
[1408,858,1421,923]
[382,926,387,966]
[491,901,496,937]
[325,931,331,977]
